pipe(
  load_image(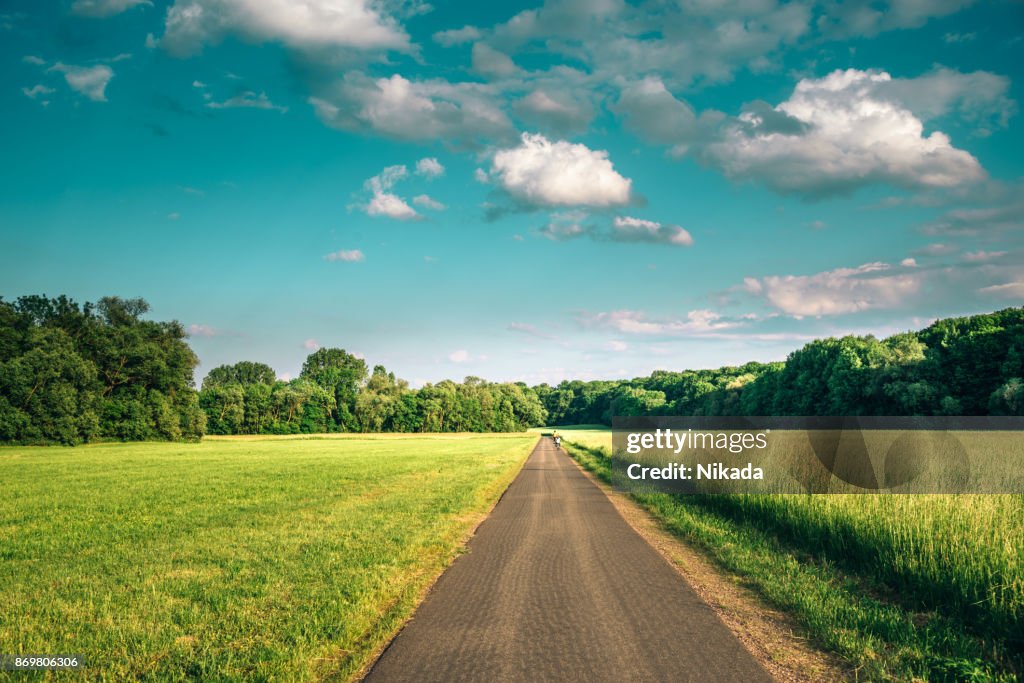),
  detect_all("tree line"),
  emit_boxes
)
[535,307,1024,424]
[0,295,204,444]
[199,351,546,435]
[1,295,1021,444]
